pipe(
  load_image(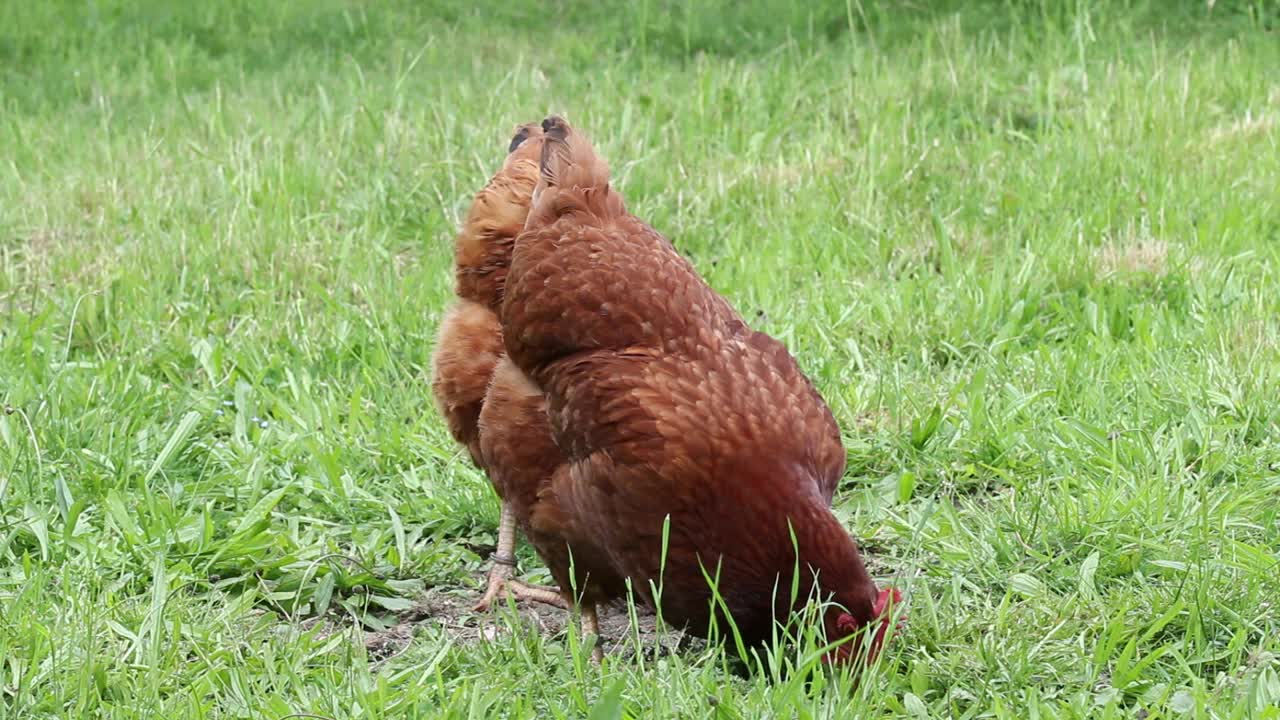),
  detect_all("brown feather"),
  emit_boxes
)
[431,123,544,464]
[479,357,628,605]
